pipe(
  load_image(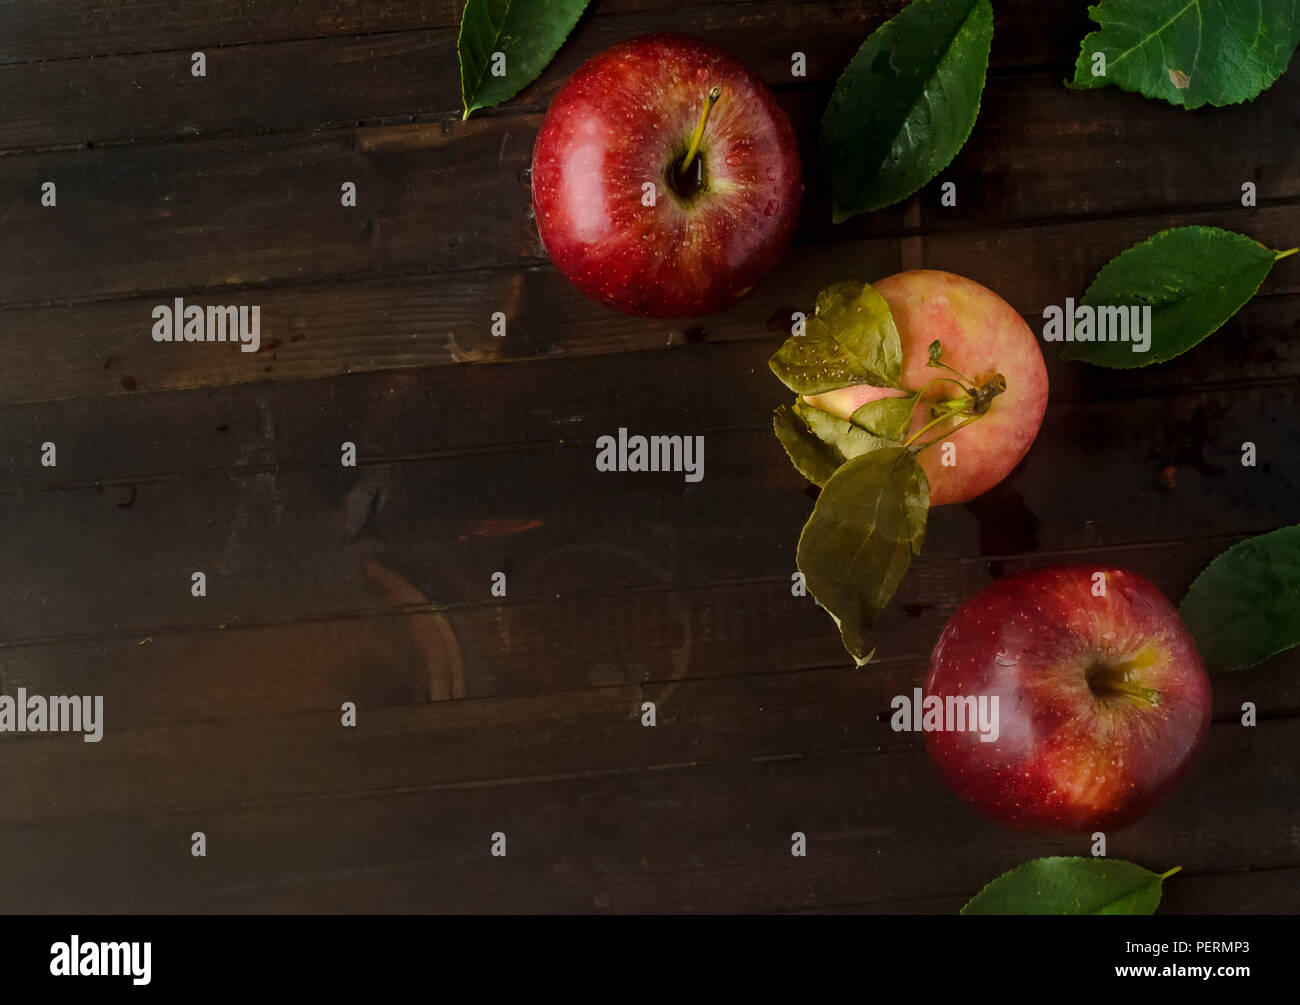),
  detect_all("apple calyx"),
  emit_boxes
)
[1086,659,1164,708]
[669,85,723,201]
